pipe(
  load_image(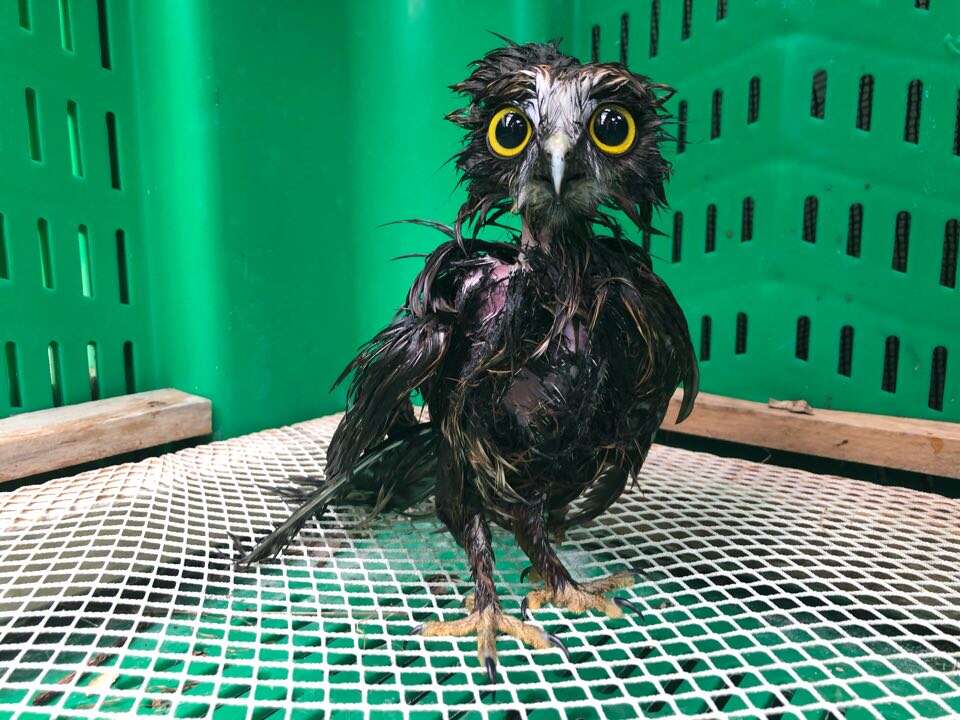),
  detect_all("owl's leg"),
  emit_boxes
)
[514,500,642,619]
